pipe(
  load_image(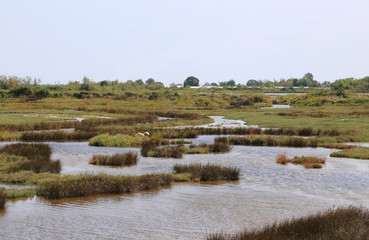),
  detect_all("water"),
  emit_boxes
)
[2,140,369,239]
[261,104,291,109]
